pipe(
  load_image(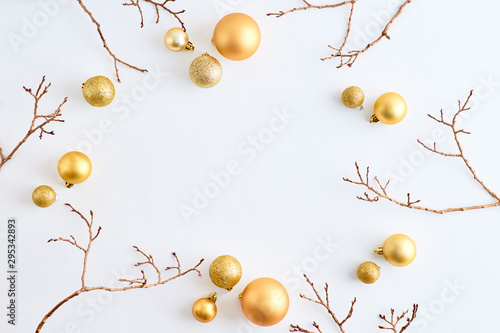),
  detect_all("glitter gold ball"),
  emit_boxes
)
[371,92,407,124]
[357,261,380,284]
[212,13,261,61]
[342,86,364,108]
[192,294,217,323]
[189,53,222,88]
[32,185,56,208]
[209,255,242,291]
[375,234,416,267]
[82,76,115,107]
[58,151,92,188]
